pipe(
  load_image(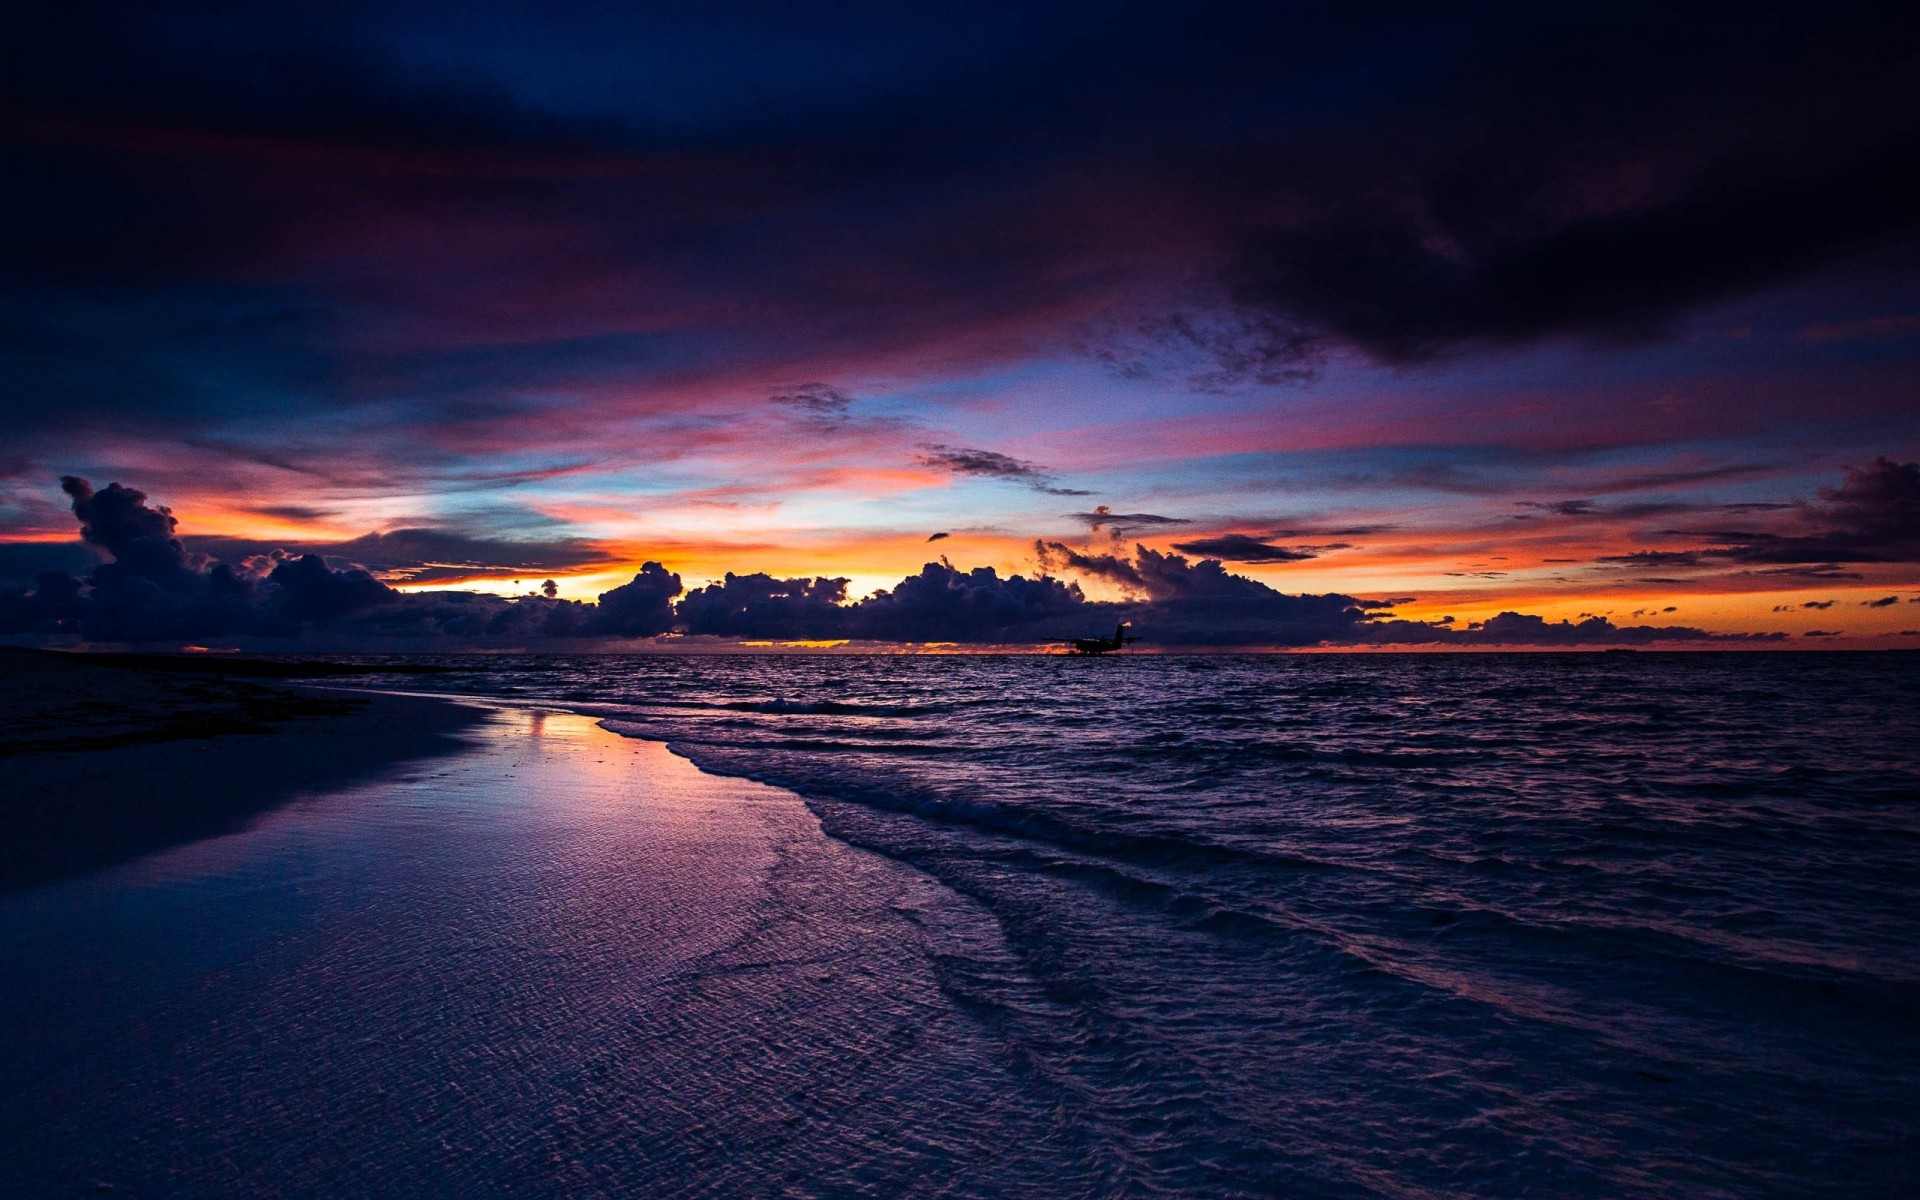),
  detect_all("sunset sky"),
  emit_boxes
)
[2,2,1916,647]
